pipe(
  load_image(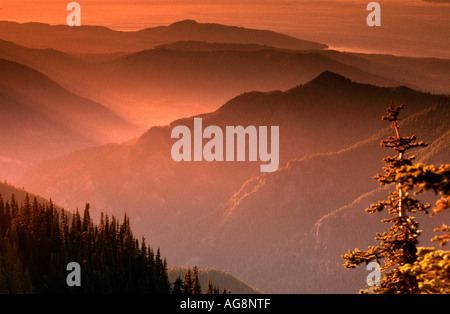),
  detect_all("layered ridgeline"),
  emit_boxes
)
[0,20,327,54]
[2,29,449,133]
[0,37,398,129]
[0,57,138,181]
[18,72,450,293]
[318,50,450,95]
